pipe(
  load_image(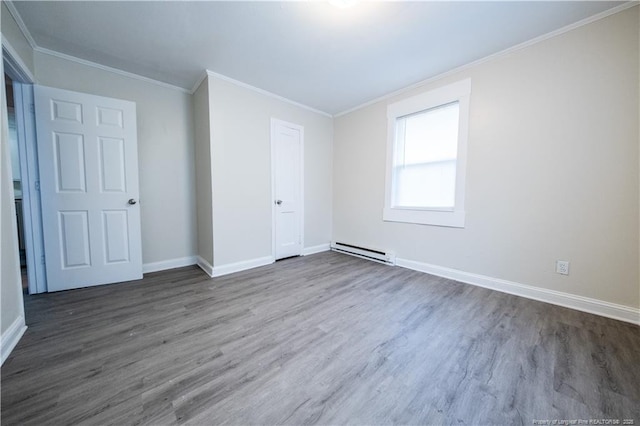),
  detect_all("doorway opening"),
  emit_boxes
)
[3,46,47,296]
[4,73,28,293]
